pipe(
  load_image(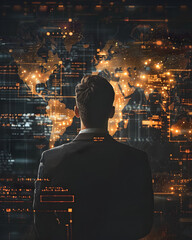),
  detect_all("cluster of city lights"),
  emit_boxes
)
[46,100,75,148]
[96,48,178,135]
